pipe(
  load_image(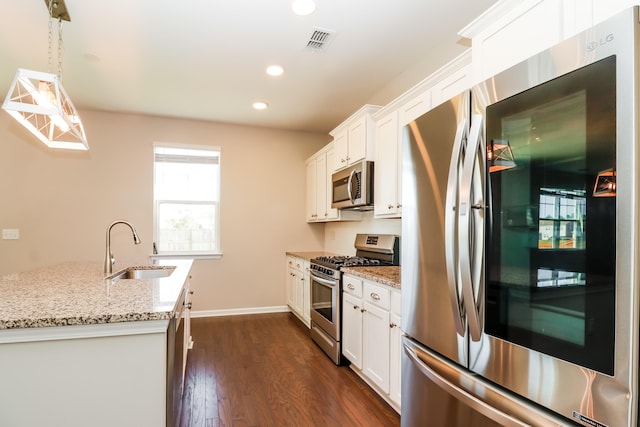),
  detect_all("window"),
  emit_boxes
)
[153,144,221,256]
